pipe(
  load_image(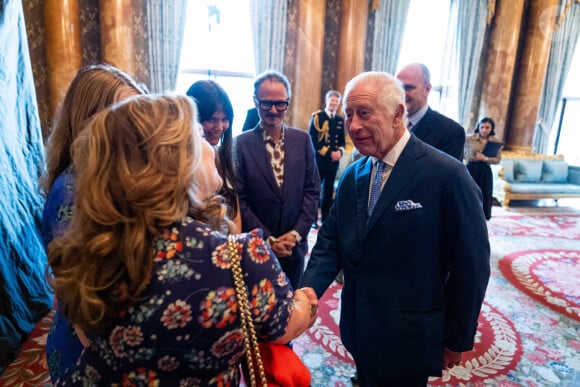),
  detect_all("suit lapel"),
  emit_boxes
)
[411,107,431,139]
[365,137,423,232]
[247,129,280,194]
[281,130,296,200]
[355,157,372,242]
